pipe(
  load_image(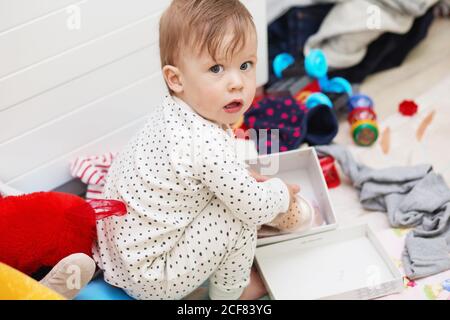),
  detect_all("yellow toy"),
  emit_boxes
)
[0,262,65,300]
